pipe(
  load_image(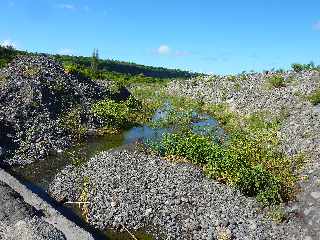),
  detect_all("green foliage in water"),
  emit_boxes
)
[91,96,145,129]
[307,89,320,105]
[154,111,300,206]
[91,99,130,128]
